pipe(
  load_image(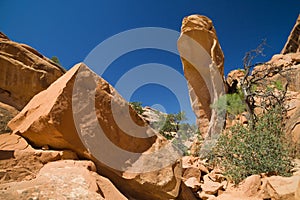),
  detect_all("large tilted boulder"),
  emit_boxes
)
[8,63,183,200]
[0,32,65,110]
